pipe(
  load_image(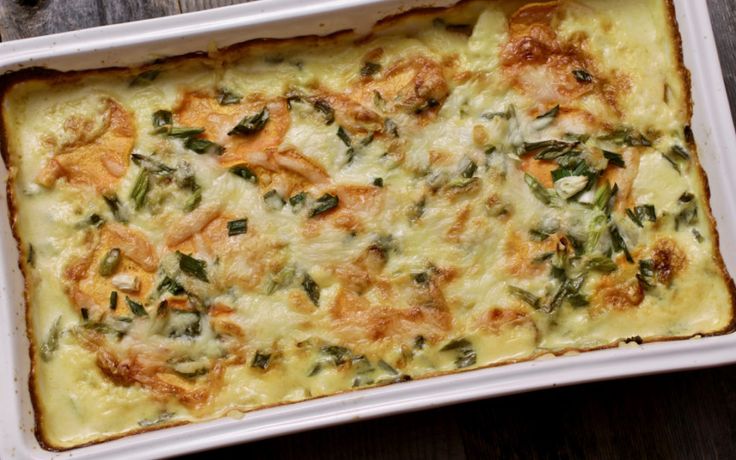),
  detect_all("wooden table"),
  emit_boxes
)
[1,1,734,458]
